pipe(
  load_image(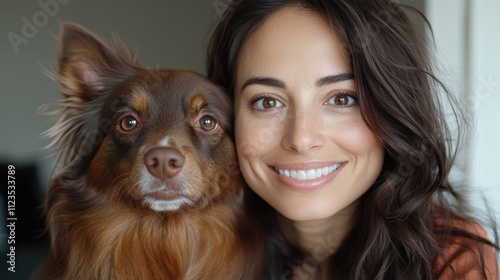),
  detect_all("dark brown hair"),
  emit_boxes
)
[207,0,499,279]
